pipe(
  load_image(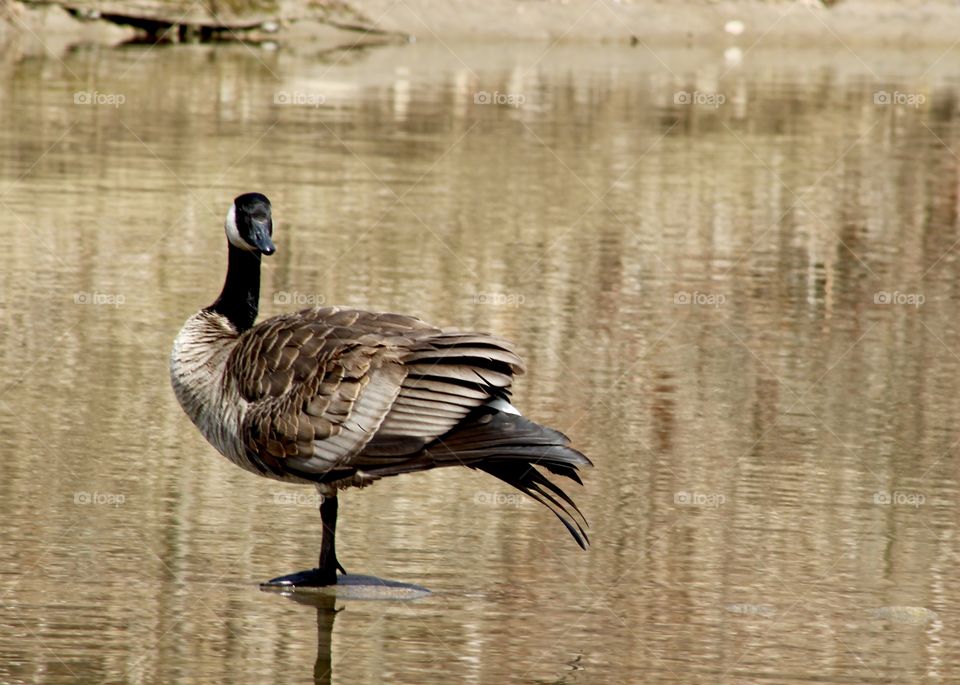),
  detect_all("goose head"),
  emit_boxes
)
[225,192,276,256]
